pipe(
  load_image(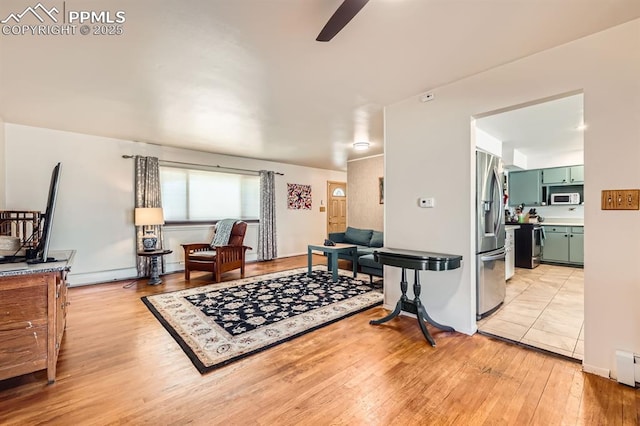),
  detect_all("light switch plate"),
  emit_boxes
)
[622,190,639,210]
[602,189,640,210]
[601,190,615,210]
